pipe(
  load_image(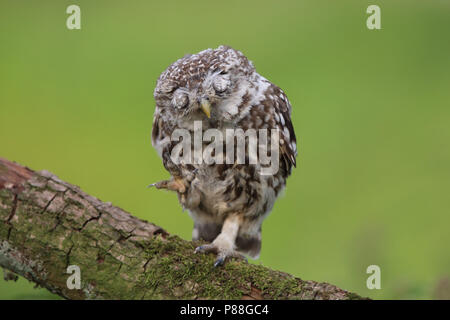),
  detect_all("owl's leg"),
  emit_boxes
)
[194,214,247,267]
[148,177,186,193]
